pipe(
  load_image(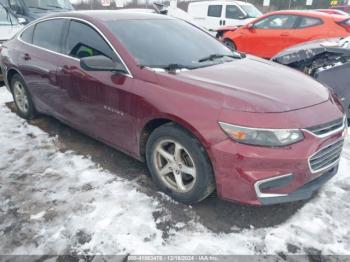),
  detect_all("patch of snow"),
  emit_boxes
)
[0,87,349,255]
[30,211,46,220]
